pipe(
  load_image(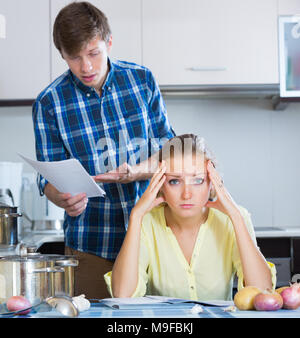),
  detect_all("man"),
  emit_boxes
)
[32,1,175,299]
